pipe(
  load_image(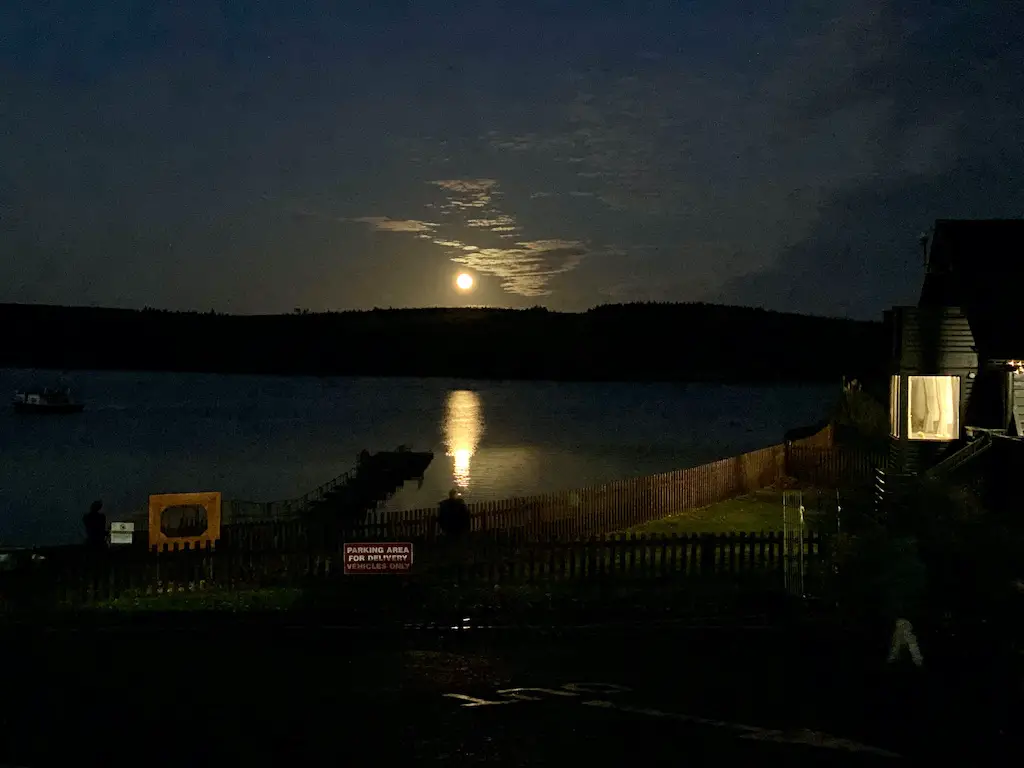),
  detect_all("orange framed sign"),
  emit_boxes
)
[148,492,222,549]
